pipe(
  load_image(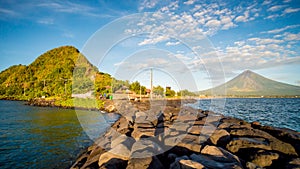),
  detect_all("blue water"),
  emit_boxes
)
[0,100,119,169]
[193,98,300,132]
